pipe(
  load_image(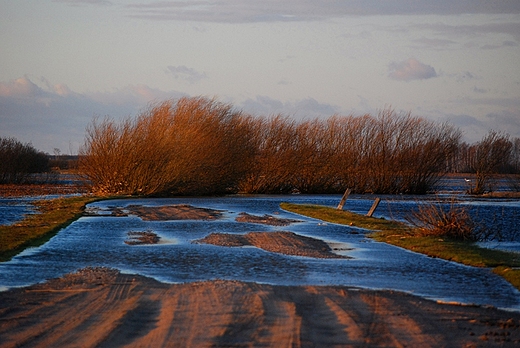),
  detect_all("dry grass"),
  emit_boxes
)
[406,200,478,241]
